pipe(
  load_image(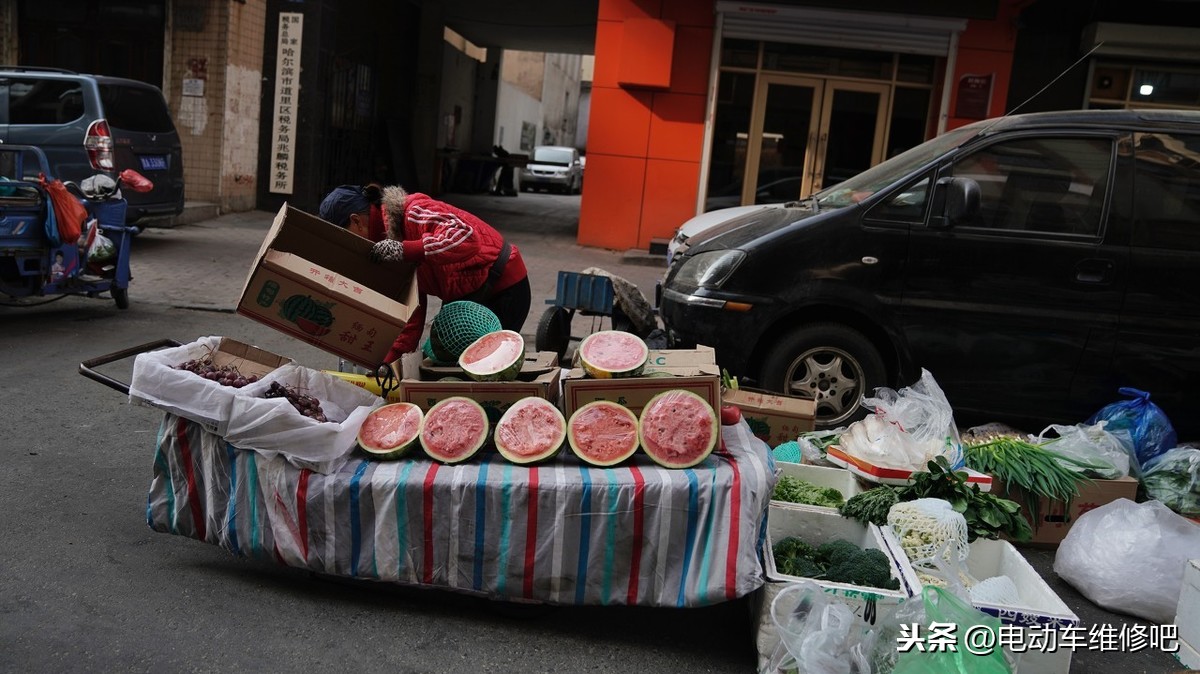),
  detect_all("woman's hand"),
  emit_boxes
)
[370,239,404,263]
